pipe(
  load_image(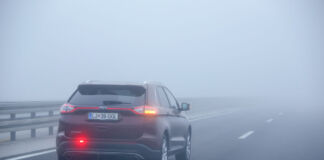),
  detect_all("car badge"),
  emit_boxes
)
[99,106,107,110]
